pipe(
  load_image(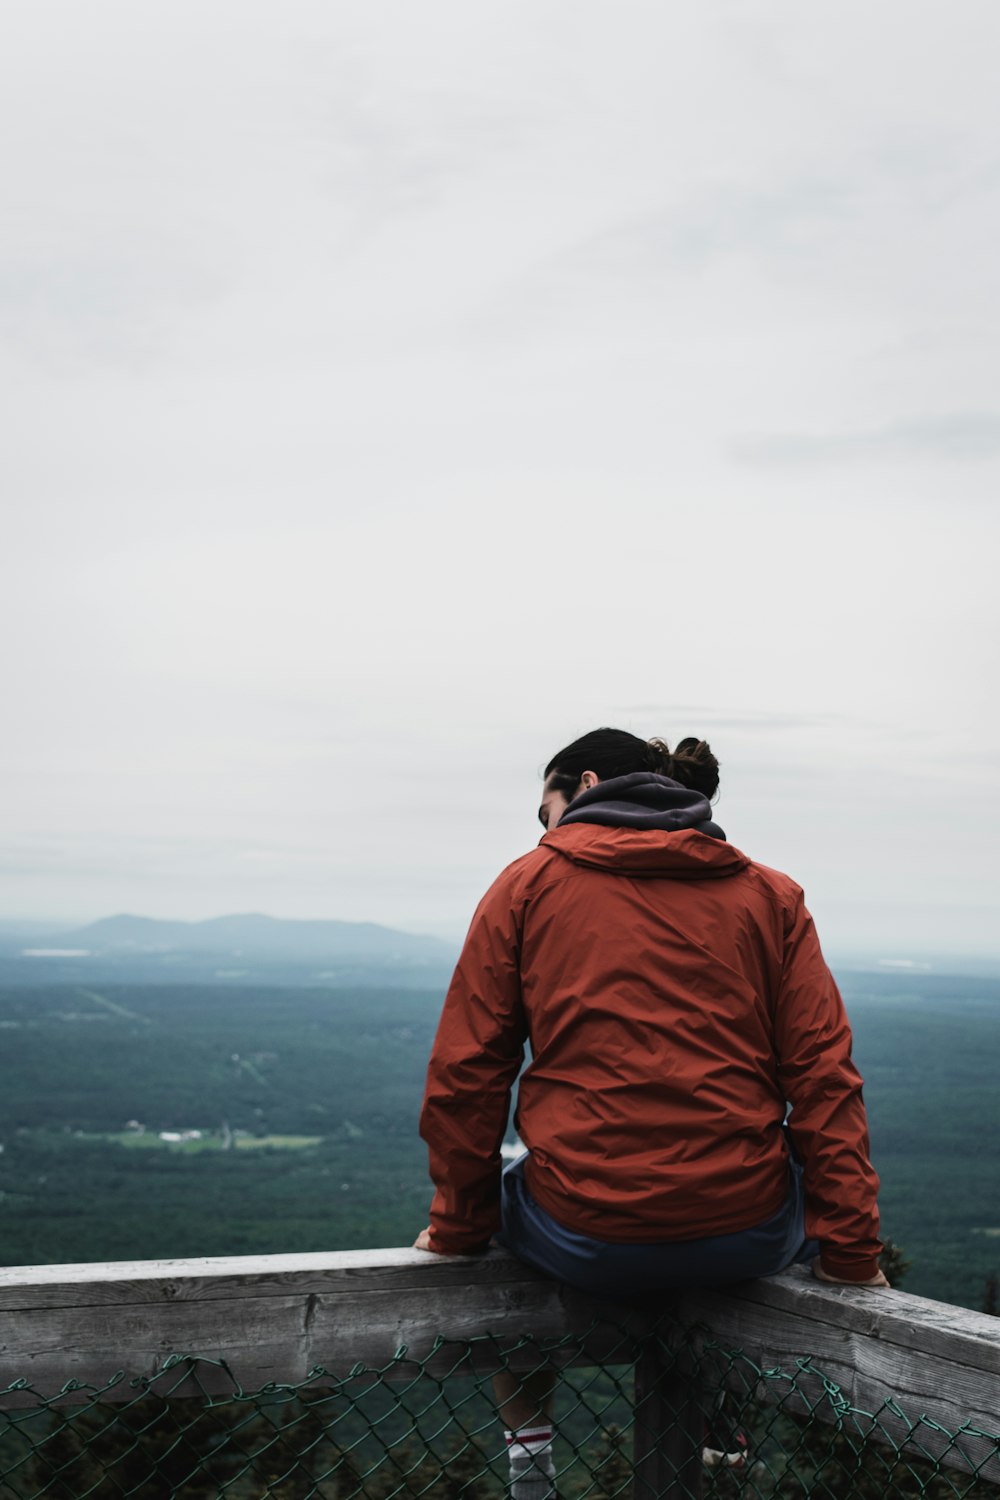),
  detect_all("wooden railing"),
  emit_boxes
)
[0,1249,997,1494]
